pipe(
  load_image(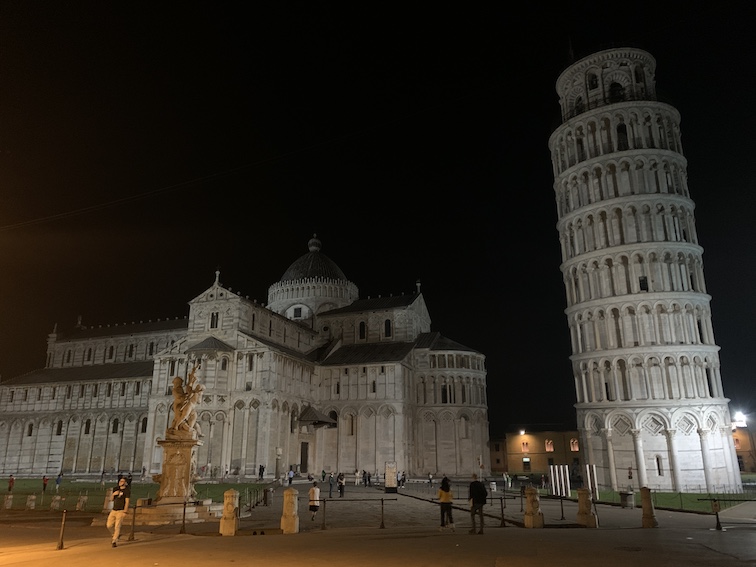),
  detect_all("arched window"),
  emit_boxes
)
[656,455,664,475]
[107,346,114,360]
[66,350,72,363]
[608,82,625,103]
[56,420,63,435]
[86,348,92,362]
[359,321,366,340]
[141,417,148,433]
[570,438,580,451]
[27,423,33,436]
[221,358,228,371]
[384,319,392,338]
[545,439,554,452]
[112,419,119,434]
[85,419,91,434]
